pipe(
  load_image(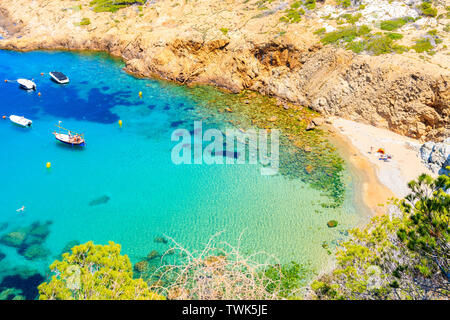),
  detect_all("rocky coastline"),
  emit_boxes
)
[0,0,448,143]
